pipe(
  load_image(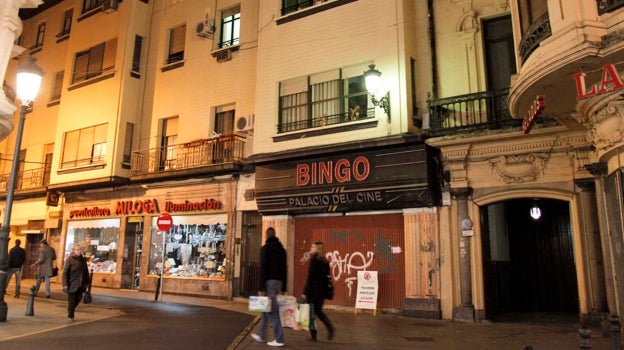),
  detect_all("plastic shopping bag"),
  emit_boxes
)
[277,295,299,330]
[295,301,316,331]
[249,296,272,312]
